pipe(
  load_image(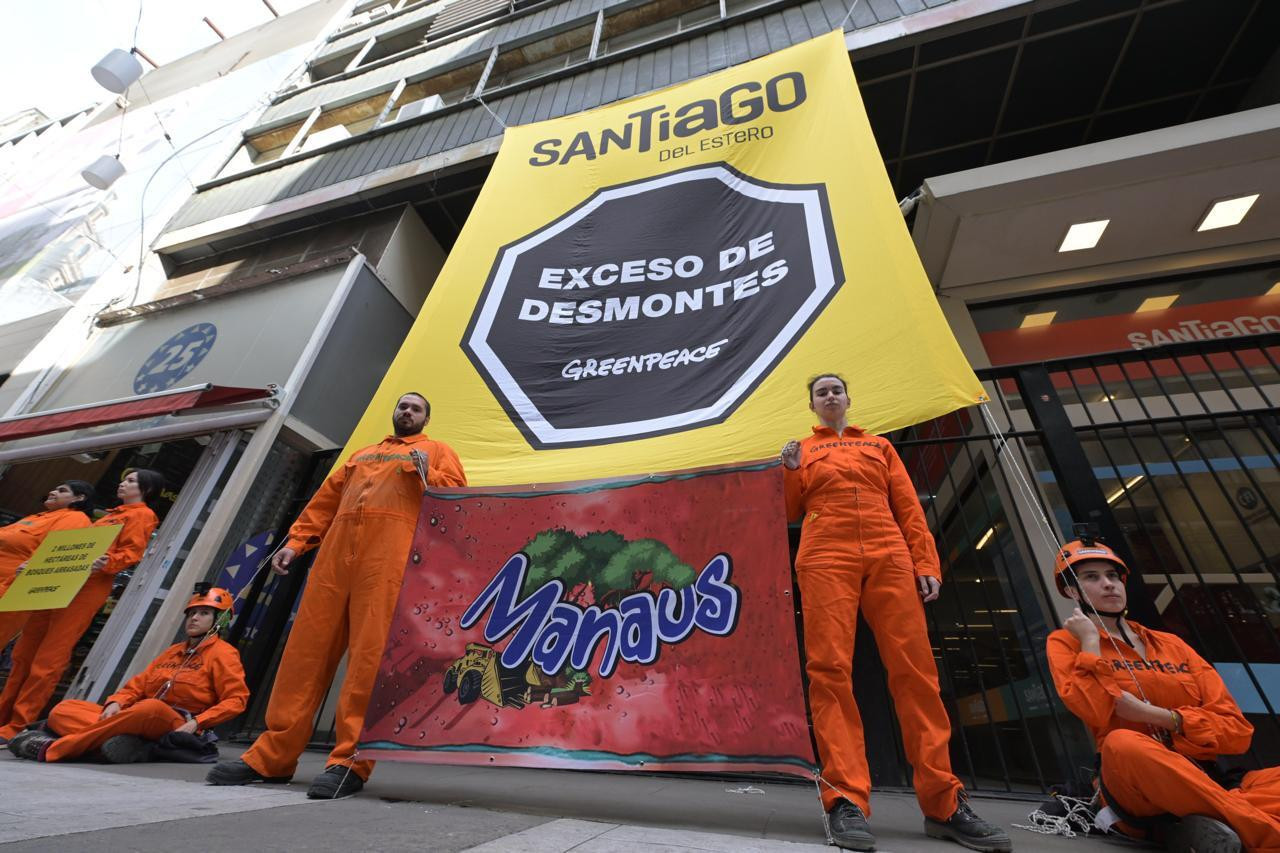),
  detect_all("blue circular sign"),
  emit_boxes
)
[134,323,217,394]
